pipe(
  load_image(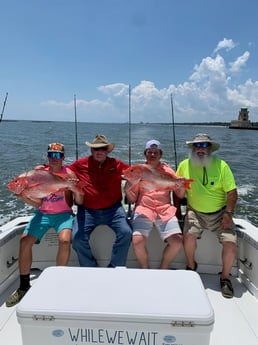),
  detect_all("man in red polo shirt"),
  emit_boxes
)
[69,134,132,267]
